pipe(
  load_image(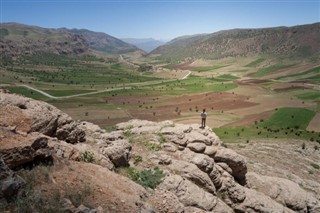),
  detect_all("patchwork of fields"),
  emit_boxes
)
[1,54,320,143]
